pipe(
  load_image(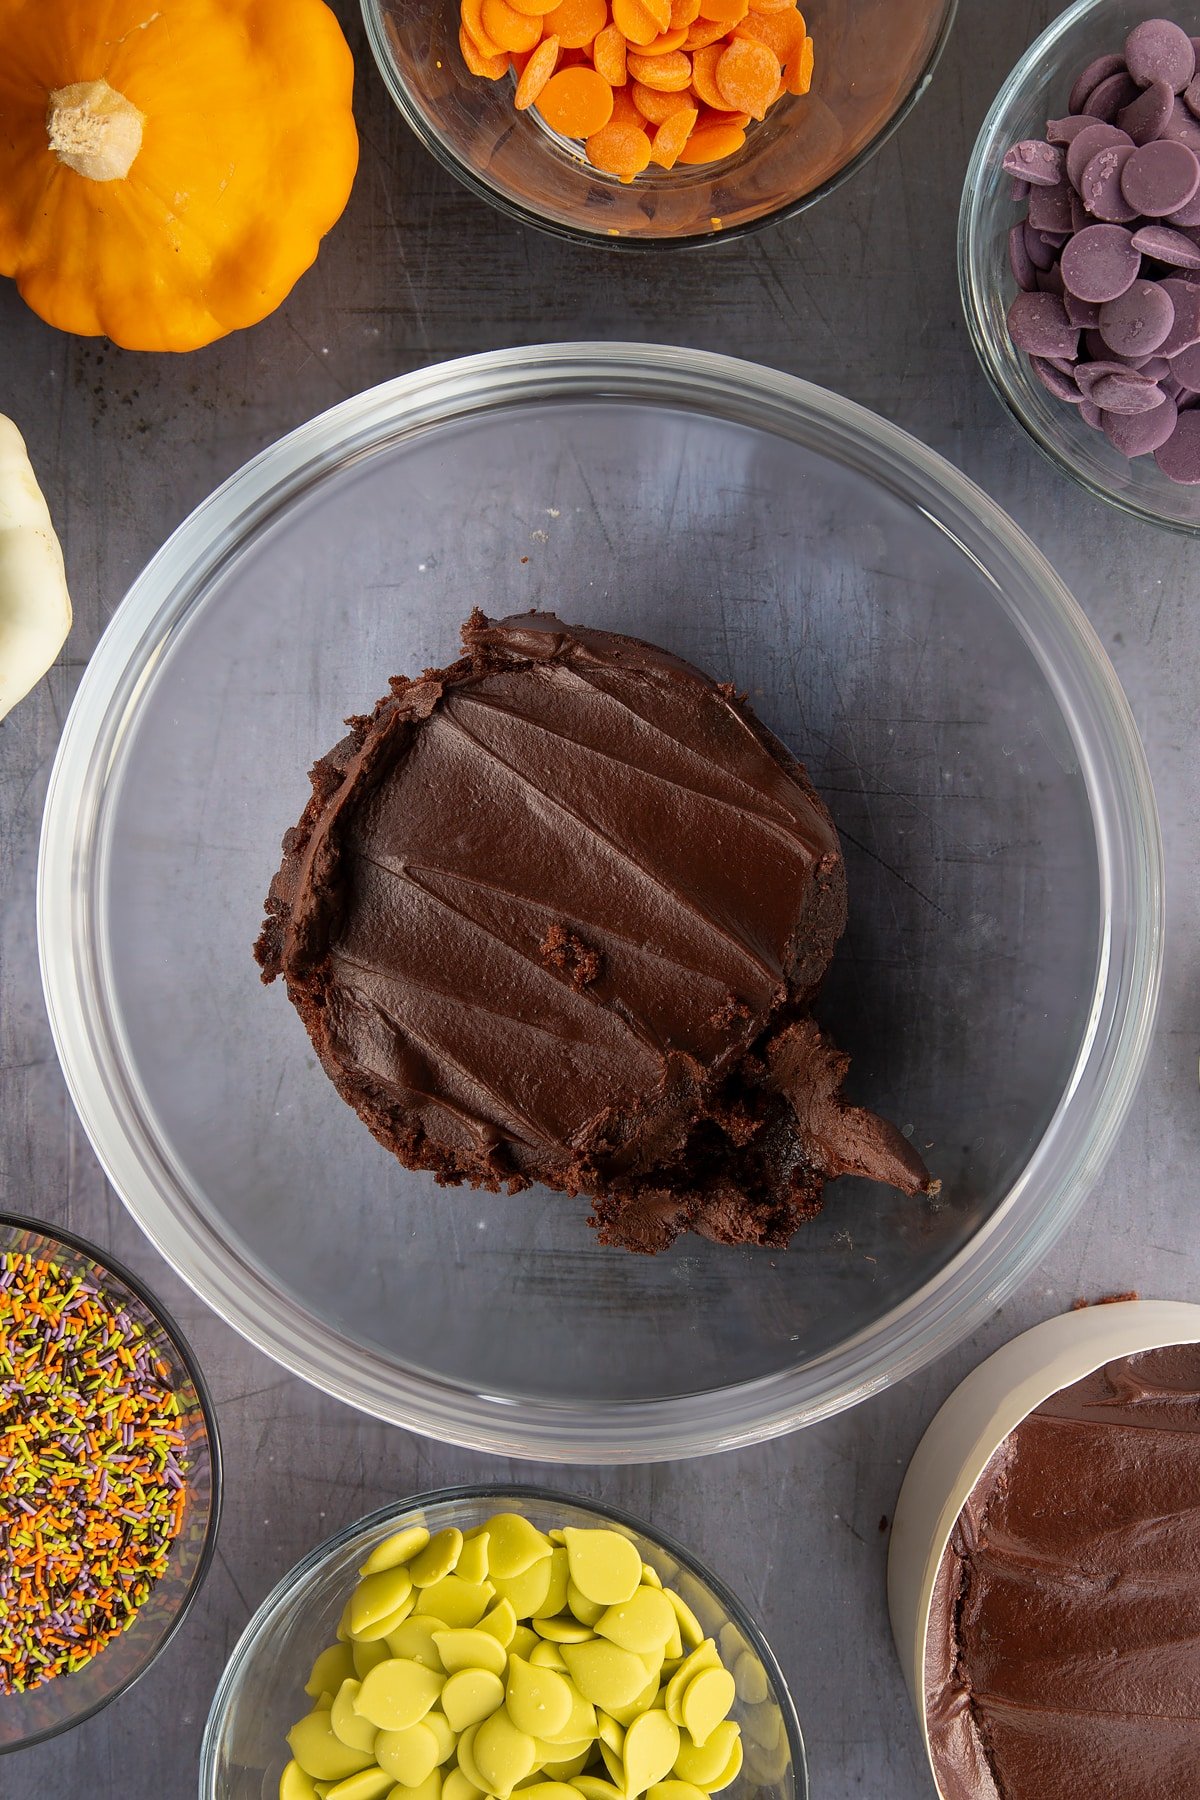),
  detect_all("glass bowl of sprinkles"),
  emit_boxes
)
[360,0,957,246]
[0,1213,221,1752]
[201,1484,807,1800]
